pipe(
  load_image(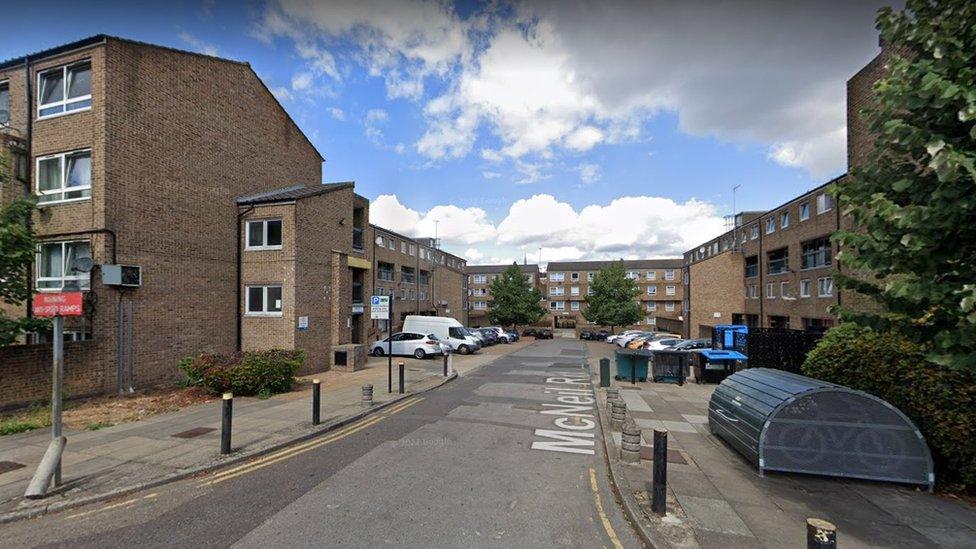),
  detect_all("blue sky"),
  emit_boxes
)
[1,0,889,265]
